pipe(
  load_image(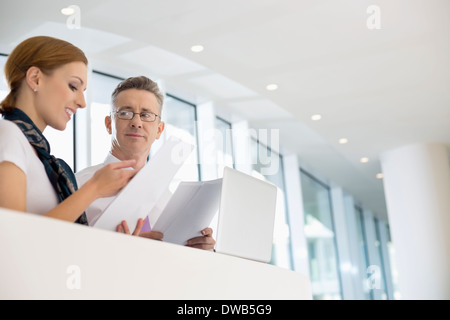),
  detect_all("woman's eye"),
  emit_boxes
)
[69,84,77,91]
